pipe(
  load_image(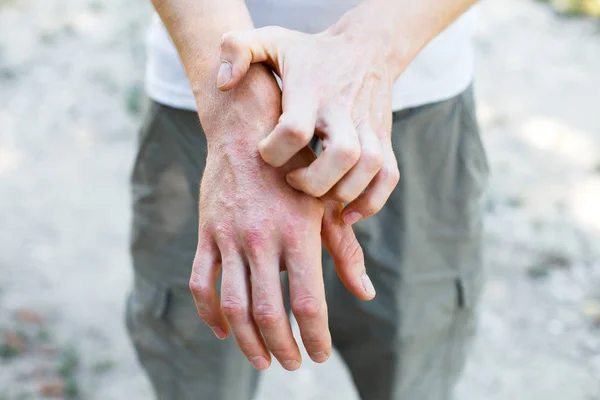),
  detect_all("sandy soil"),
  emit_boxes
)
[1,0,599,398]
